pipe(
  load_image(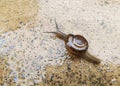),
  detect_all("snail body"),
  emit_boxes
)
[44,19,101,64]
